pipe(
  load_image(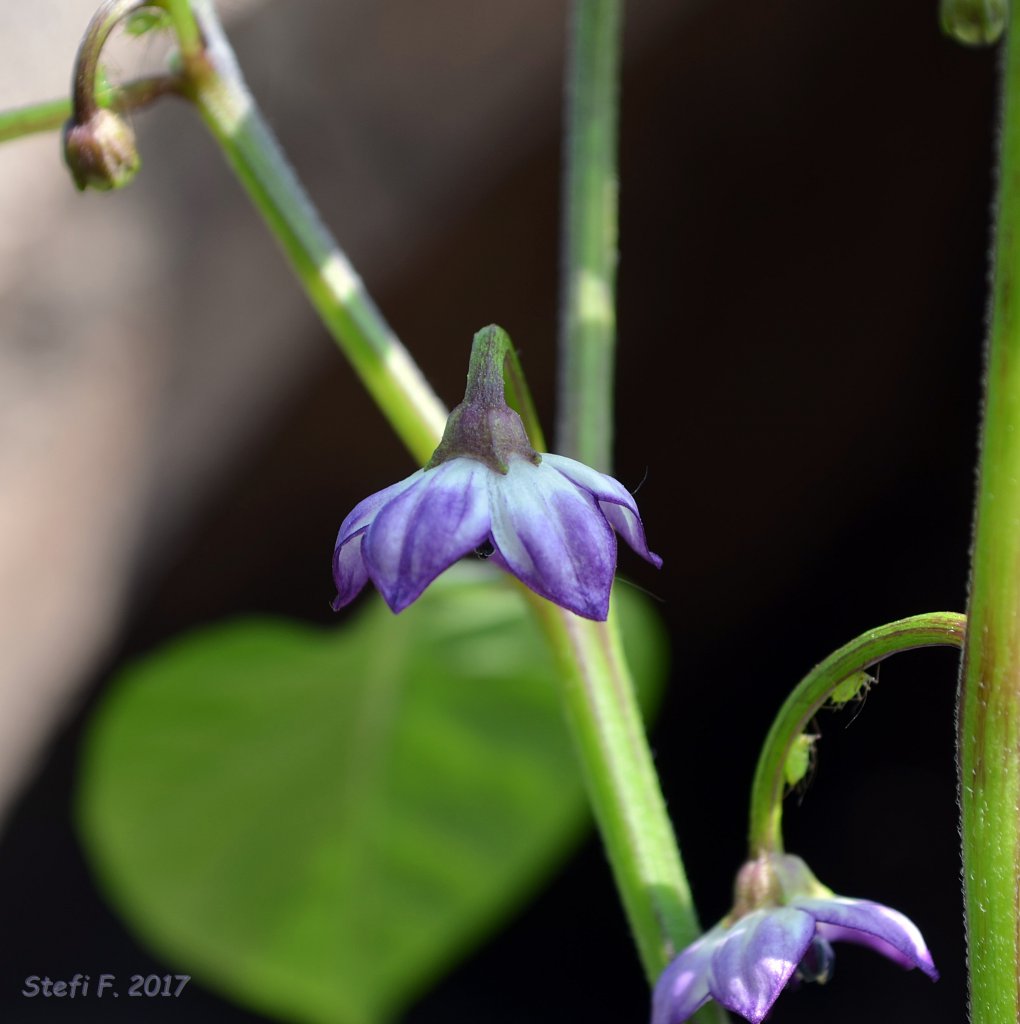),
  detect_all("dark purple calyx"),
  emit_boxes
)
[426,325,541,474]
